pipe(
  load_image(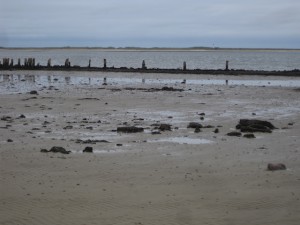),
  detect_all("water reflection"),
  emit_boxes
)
[1,74,300,89]
[65,76,71,84]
